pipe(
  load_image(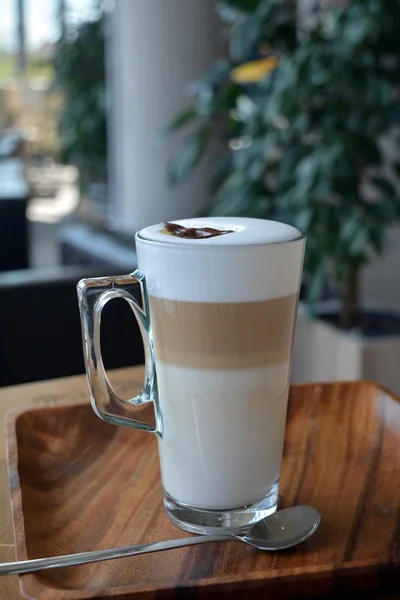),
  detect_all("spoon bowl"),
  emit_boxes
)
[239,505,321,550]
